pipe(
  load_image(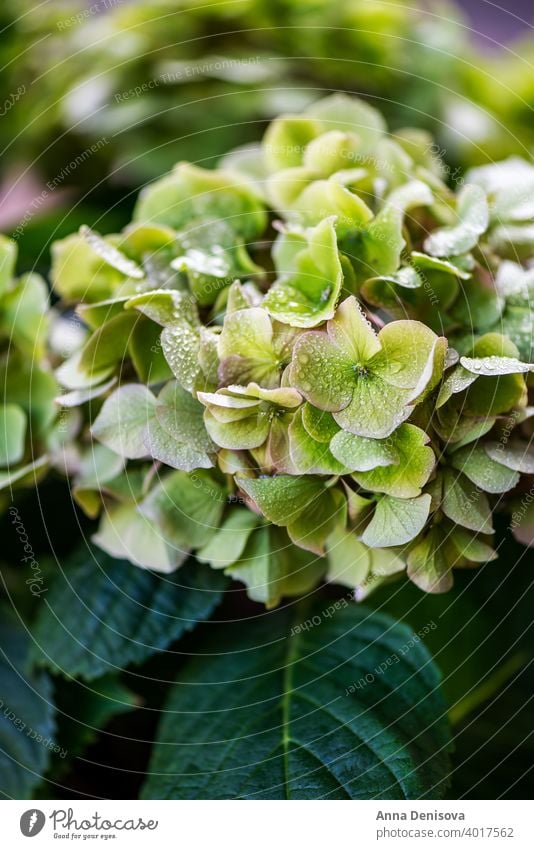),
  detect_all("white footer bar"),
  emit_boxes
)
[2,799,532,848]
